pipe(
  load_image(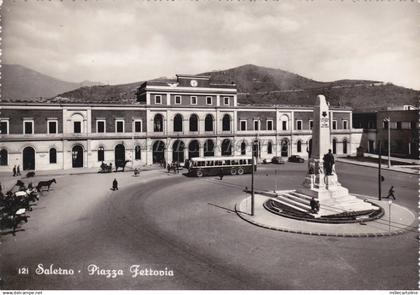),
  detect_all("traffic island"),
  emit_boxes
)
[235,194,416,237]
